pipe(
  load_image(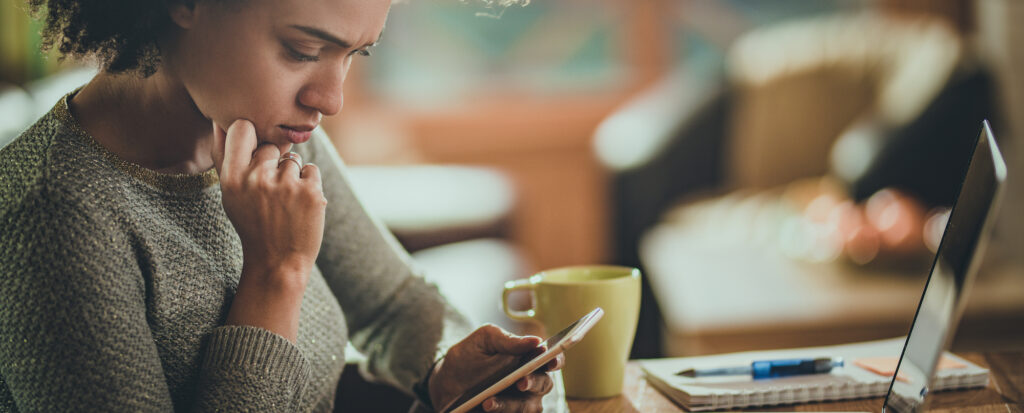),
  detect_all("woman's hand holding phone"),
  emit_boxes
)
[429,325,563,413]
[211,119,327,343]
